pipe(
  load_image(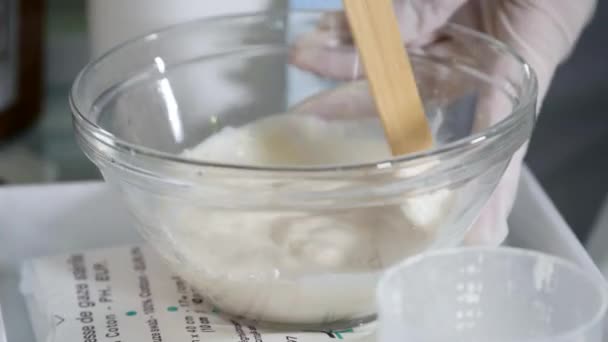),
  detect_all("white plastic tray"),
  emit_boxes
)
[0,168,603,342]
